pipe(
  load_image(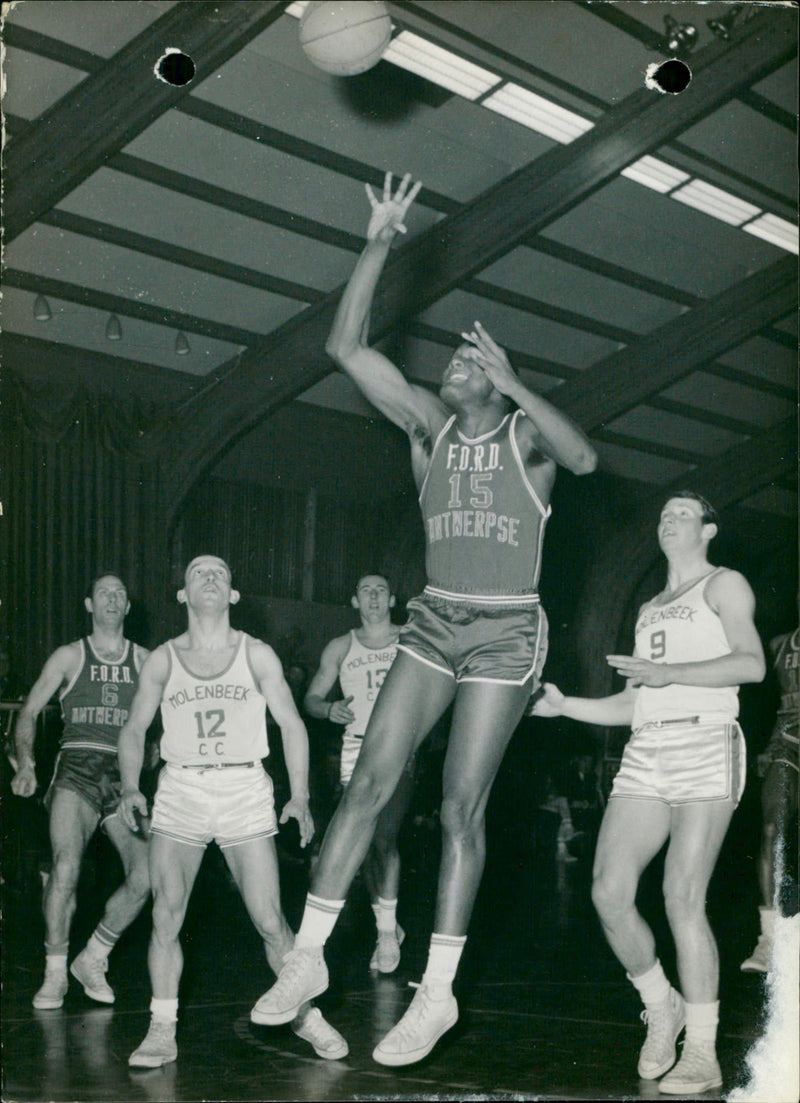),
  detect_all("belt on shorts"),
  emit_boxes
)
[178,761,258,771]
[637,716,701,731]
